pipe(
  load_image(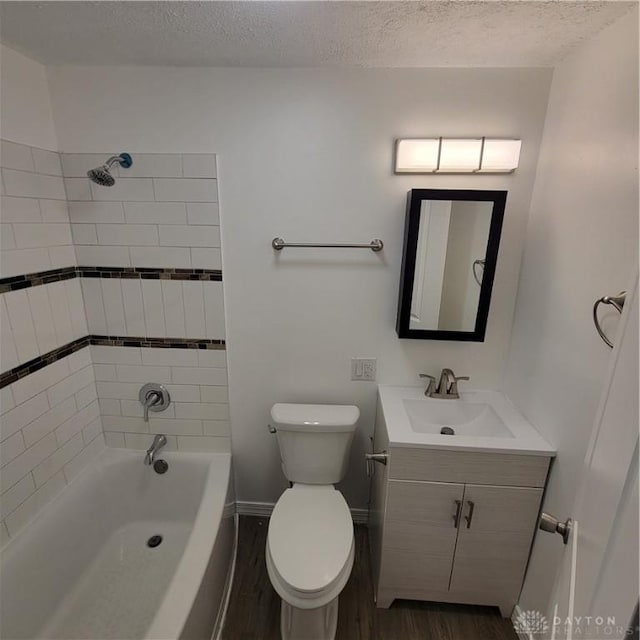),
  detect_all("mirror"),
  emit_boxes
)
[396,189,506,341]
